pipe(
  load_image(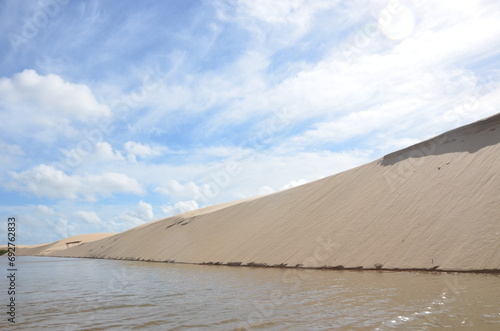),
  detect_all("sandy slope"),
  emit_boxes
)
[17,233,115,256]
[25,114,500,271]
